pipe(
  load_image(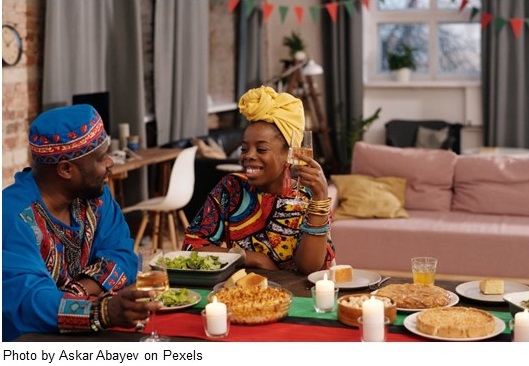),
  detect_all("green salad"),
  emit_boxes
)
[522,299,529,309]
[155,288,193,307]
[163,251,225,271]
